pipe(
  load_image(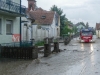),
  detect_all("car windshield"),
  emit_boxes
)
[81,31,92,36]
